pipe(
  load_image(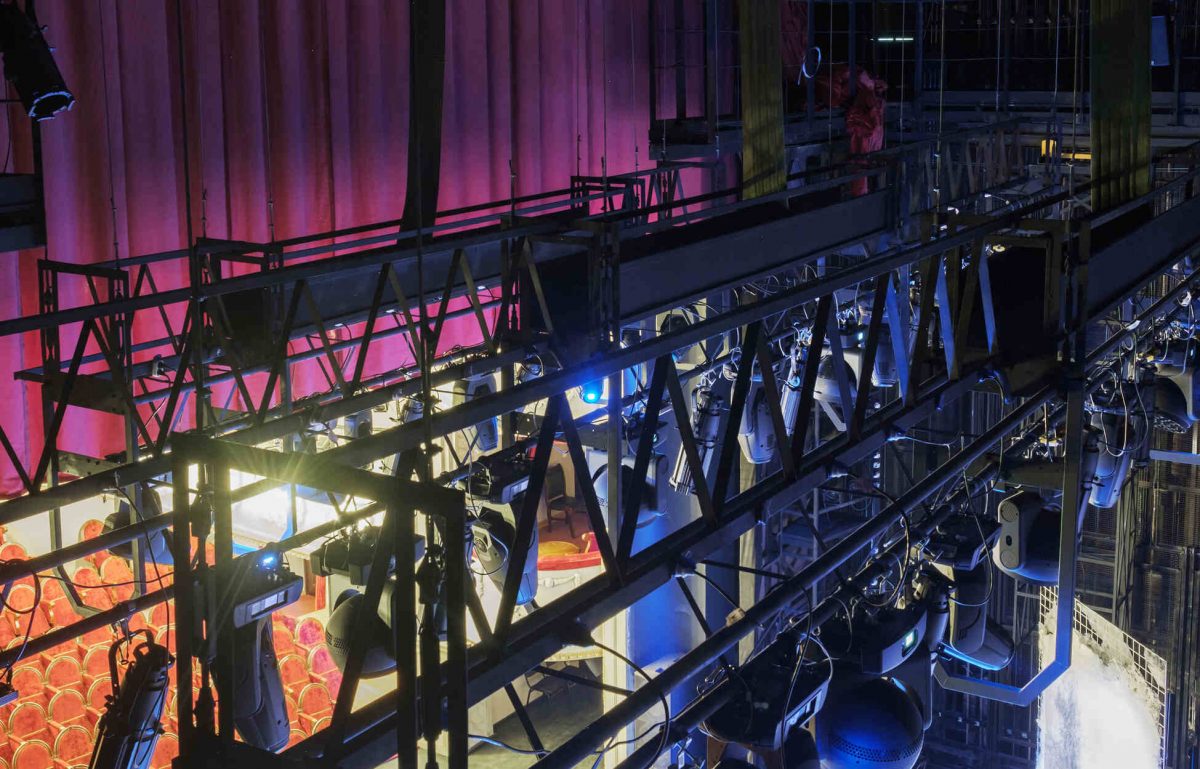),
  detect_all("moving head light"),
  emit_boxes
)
[210,550,302,751]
